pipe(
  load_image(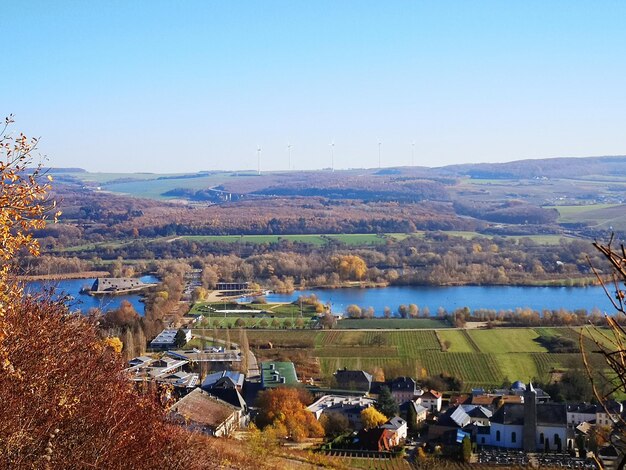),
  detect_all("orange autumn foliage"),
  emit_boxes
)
[255,387,324,442]
[0,120,265,469]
